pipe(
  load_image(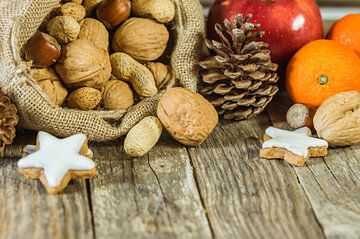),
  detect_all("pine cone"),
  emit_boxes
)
[0,90,19,157]
[200,14,279,120]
